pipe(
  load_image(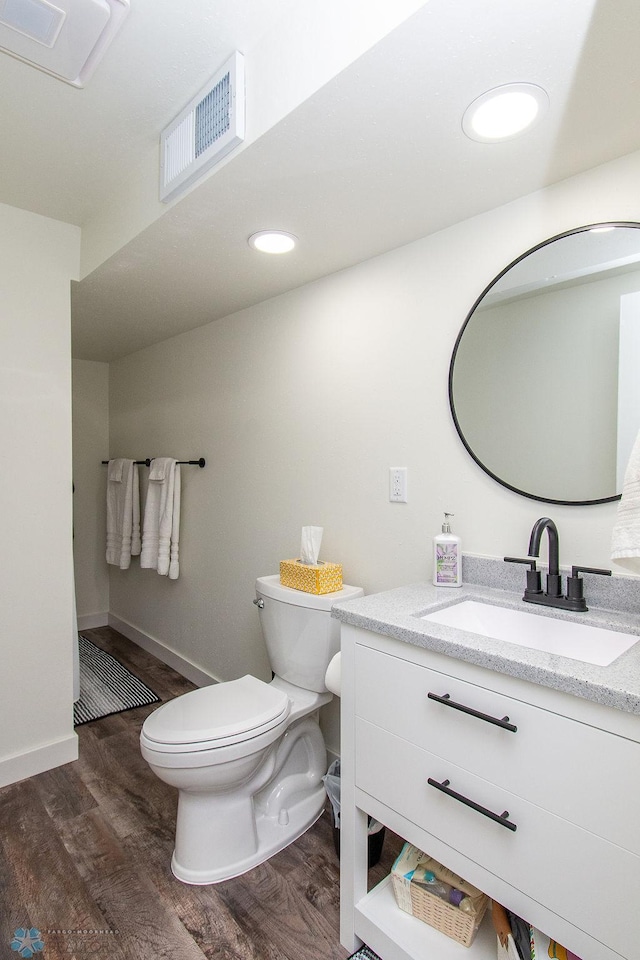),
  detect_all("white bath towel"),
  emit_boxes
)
[611,429,640,573]
[141,458,181,579]
[106,459,141,569]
